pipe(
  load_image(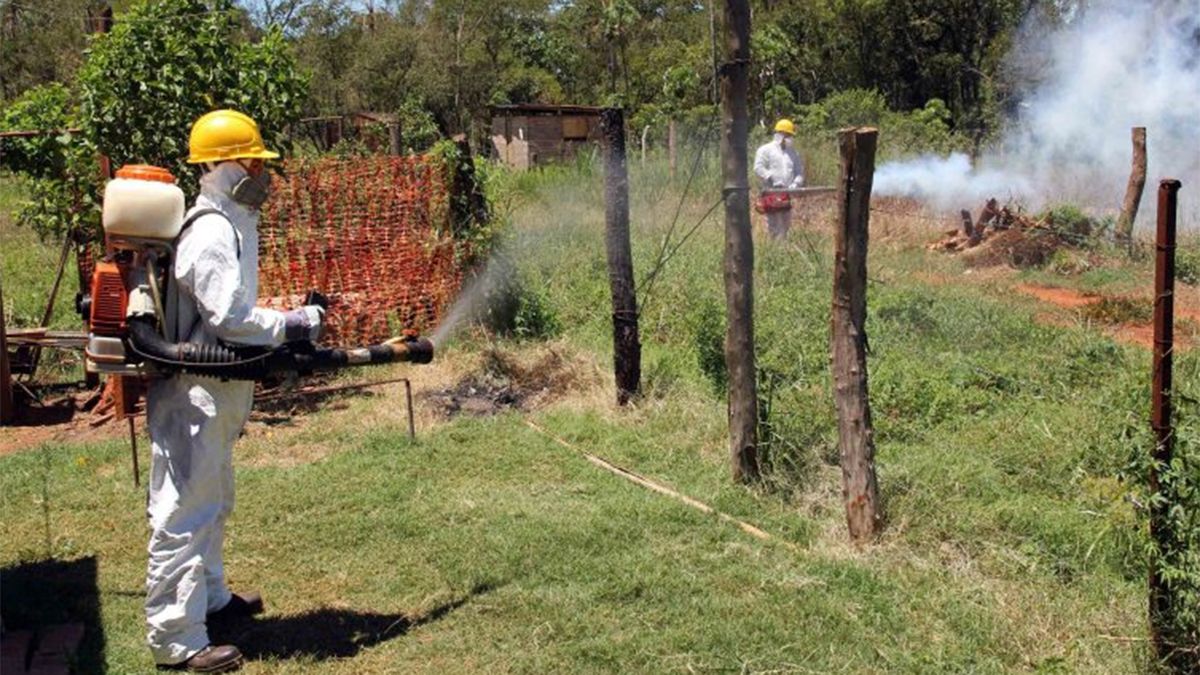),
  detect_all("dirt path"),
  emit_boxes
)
[1014,283,1193,350]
